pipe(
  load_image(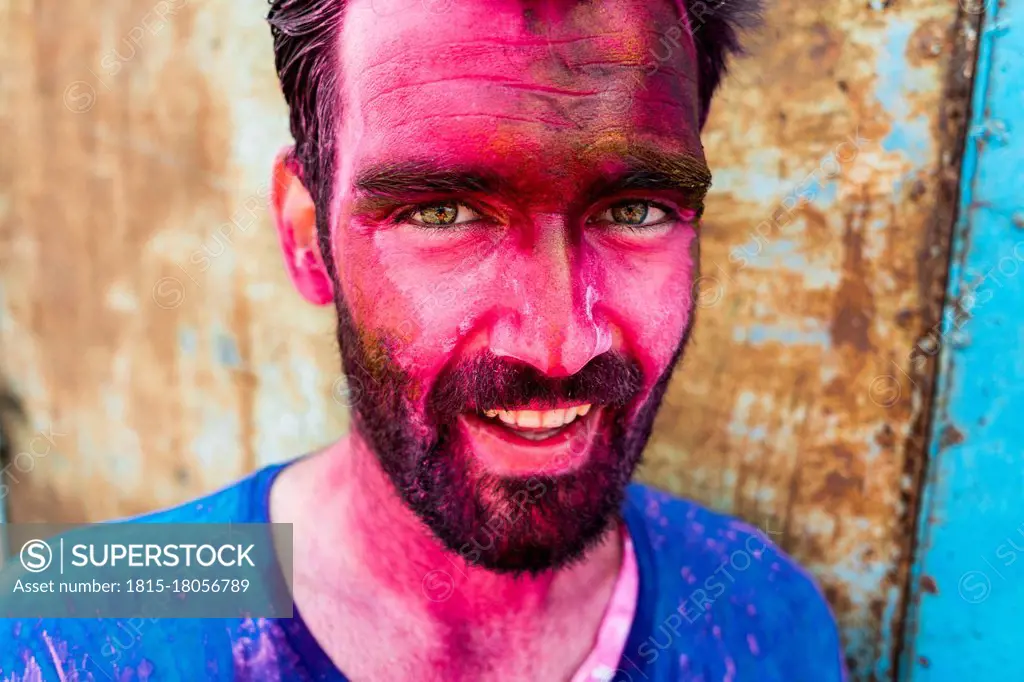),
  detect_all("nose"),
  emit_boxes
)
[488,228,612,377]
